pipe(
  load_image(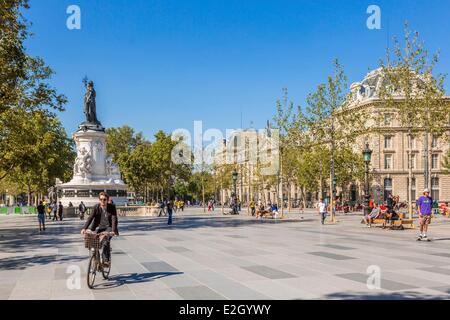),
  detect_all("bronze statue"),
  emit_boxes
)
[83,80,99,124]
